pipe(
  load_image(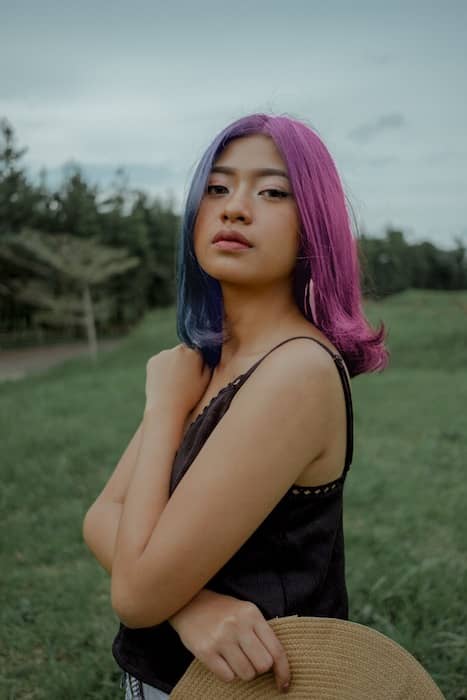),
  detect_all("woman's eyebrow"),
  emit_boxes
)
[210,165,290,181]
